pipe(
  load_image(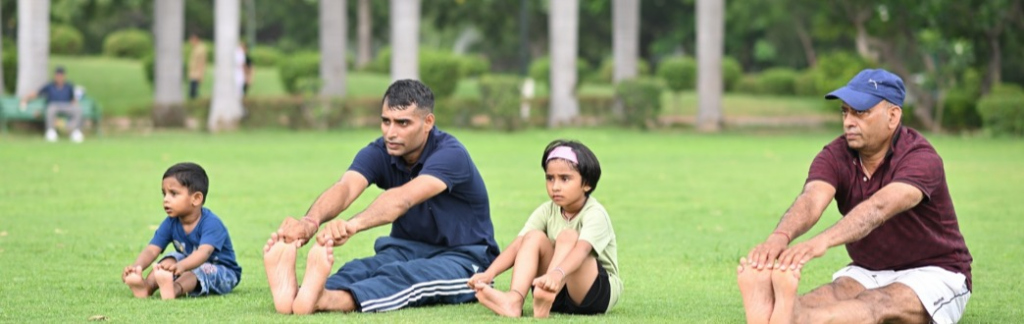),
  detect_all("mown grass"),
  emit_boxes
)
[1,128,1020,322]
